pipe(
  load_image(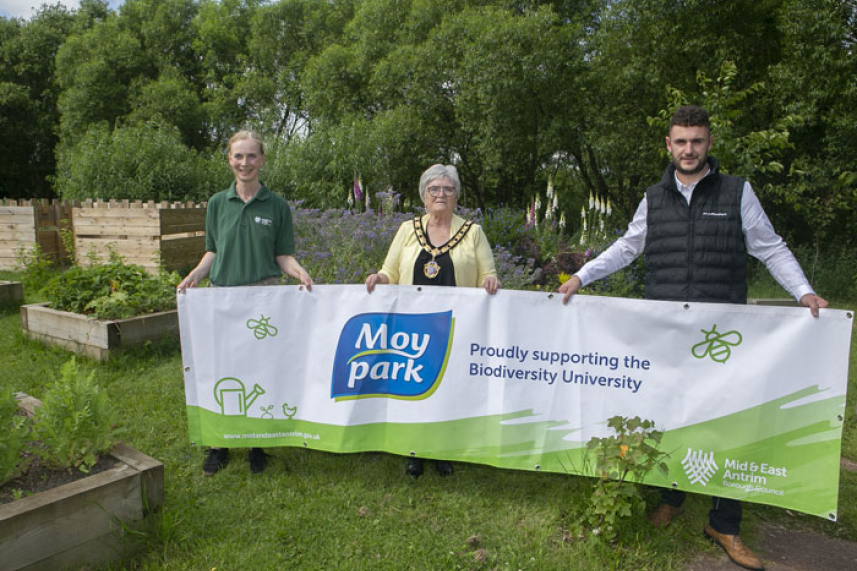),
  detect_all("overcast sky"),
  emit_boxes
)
[0,0,123,20]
